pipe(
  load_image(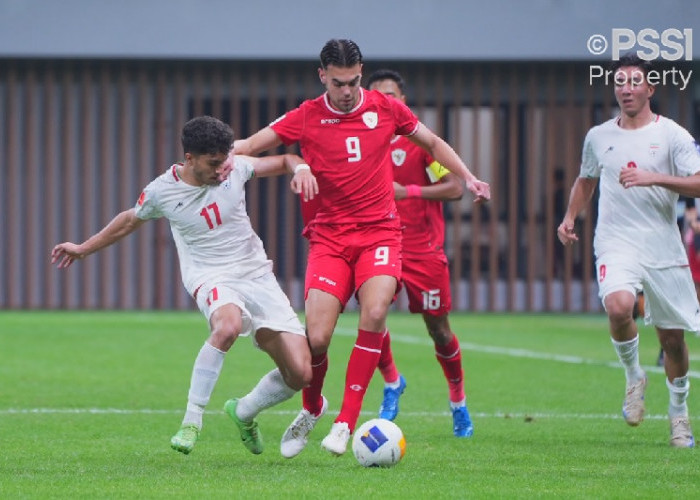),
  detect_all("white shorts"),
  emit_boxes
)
[596,253,700,332]
[194,272,306,342]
